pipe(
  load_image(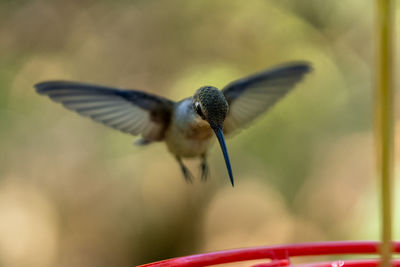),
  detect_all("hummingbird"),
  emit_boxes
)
[35,62,311,186]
